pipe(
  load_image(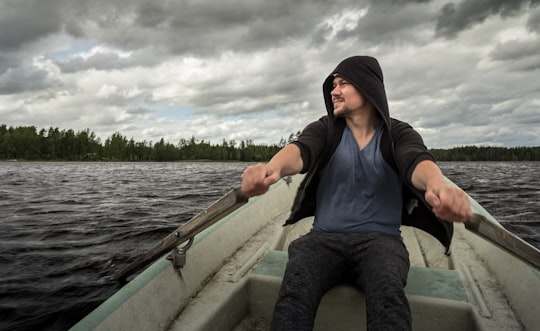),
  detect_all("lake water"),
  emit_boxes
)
[0,161,538,331]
